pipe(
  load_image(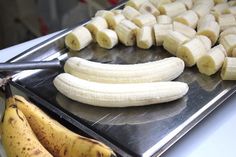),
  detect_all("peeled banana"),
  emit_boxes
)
[156,15,172,24]
[132,13,157,27]
[159,1,187,18]
[65,26,92,51]
[220,34,236,56]
[126,0,148,9]
[174,10,199,29]
[153,23,173,46]
[173,21,196,39]
[211,3,229,18]
[177,0,193,9]
[223,6,236,15]
[95,10,114,21]
[14,95,115,157]
[136,26,154,49]
[53,73,189,107]
[139,1,160,16]
[106,14,125,30]
[149,0,172,9]
[64,57,185,83]
[217,14,236,31]
[221,57,236,80]
[232,48,236,57]
[96,29,118,49]
[197,44,226,75]
[163,31,190,56]
[1,97,53,157]
[219,26,236,40]
[122,6,141,20]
